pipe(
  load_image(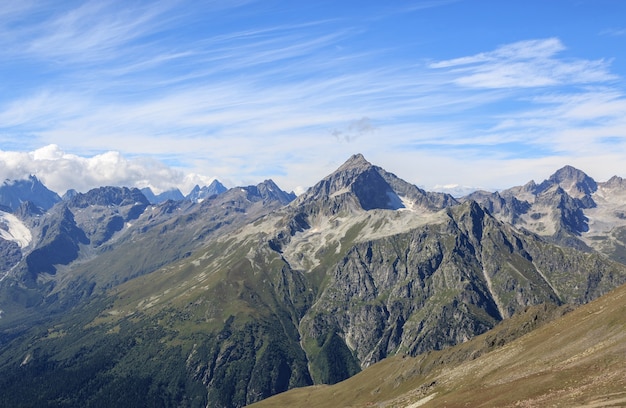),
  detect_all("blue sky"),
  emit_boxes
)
[1,0,625,195]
